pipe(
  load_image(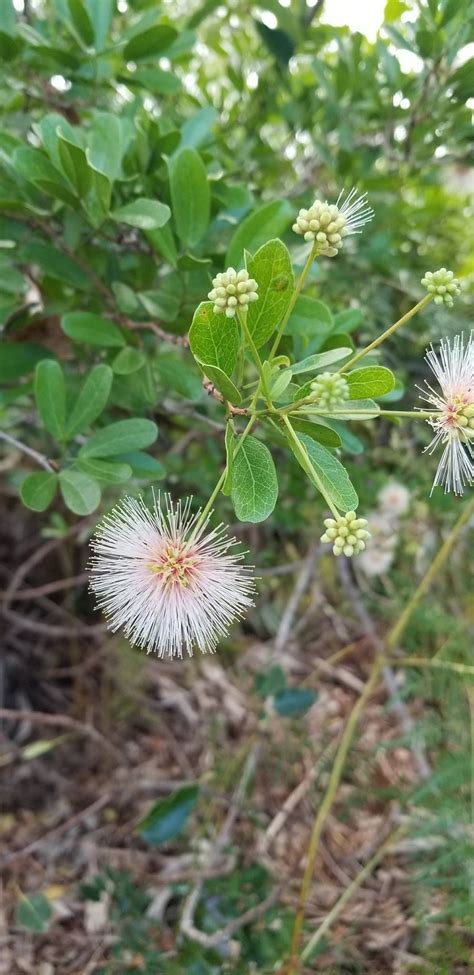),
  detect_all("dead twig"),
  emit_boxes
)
[275,542,321,654]
[1,793,111,869]
[0,707,122,765]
